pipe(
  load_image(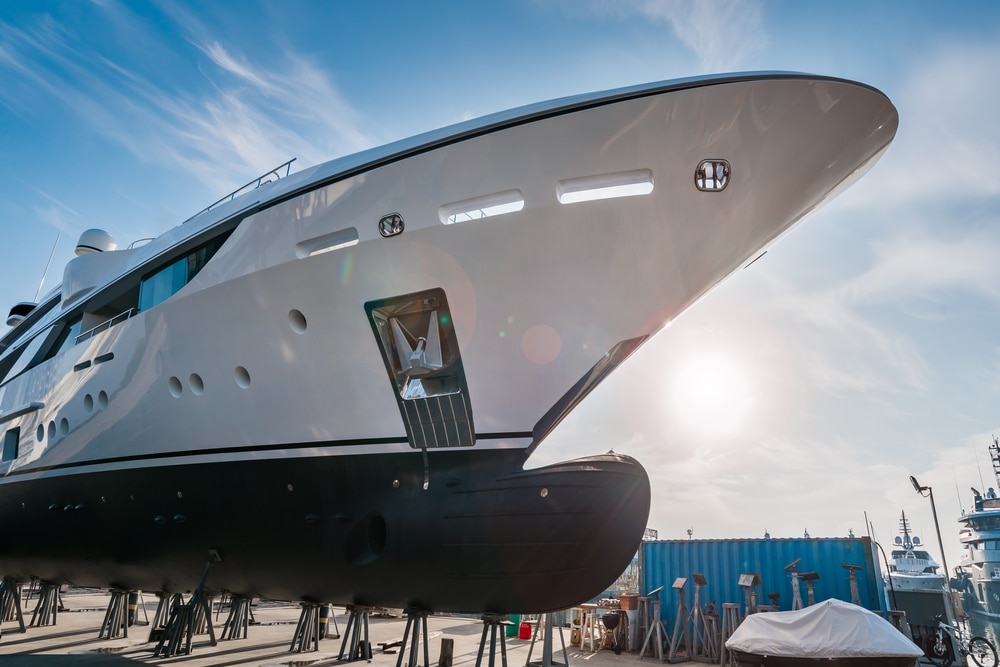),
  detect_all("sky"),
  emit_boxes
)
[1,0,1000,575]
